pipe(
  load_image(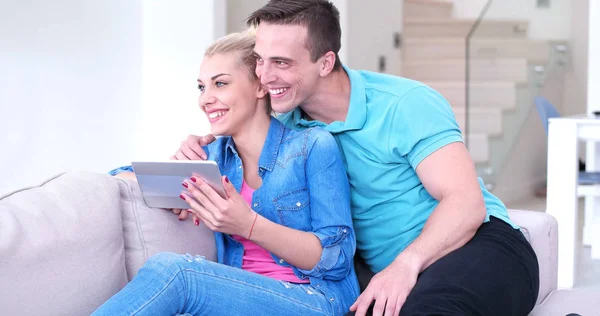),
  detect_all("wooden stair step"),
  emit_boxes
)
[404,0,453,19]
[404,19,529,38]
[422,80,518,108]
[402,58,528,81]
[453,107,503,135]
[467,133,489,164]
[403,37,559,61]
